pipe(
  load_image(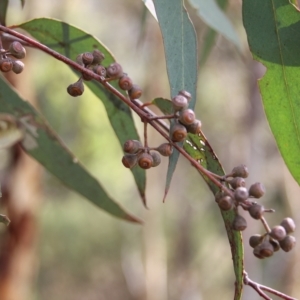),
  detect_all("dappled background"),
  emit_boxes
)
[1,0,299,299]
